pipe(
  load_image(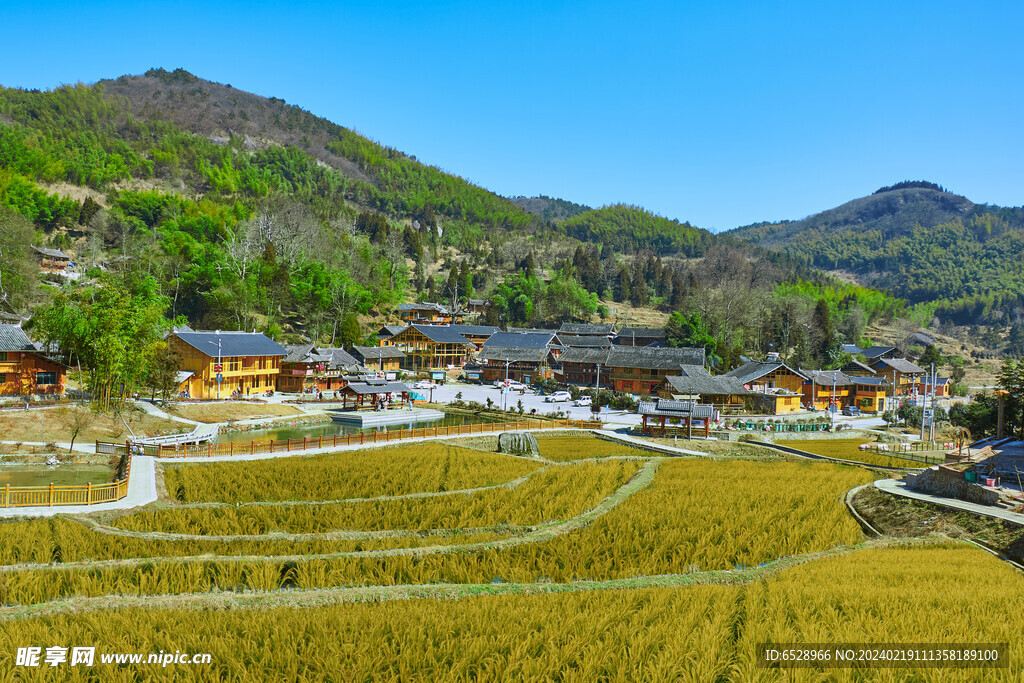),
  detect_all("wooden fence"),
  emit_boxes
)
[2,447,132,508]
[99,418,604,459]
